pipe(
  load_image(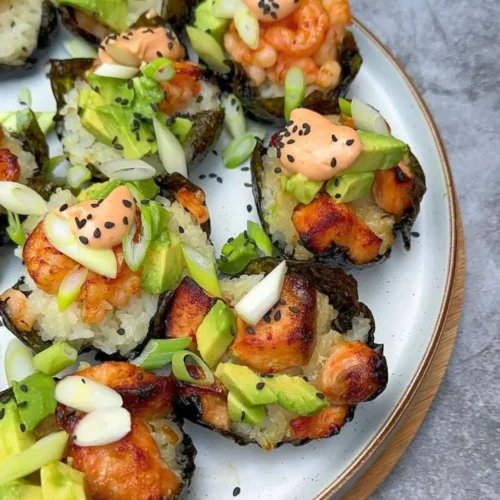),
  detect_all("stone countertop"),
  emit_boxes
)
[350,0,499,498]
